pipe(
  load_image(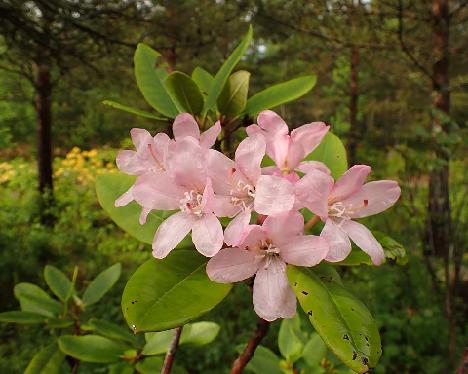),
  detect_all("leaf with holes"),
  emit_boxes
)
[287,265,381,373]
[305,132,348,180]
[122,250,232,333]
